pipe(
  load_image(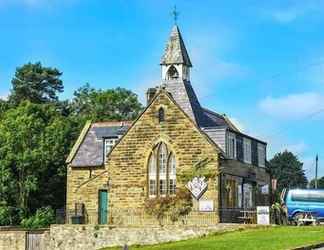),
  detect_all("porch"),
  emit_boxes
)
[219,159,271,223]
